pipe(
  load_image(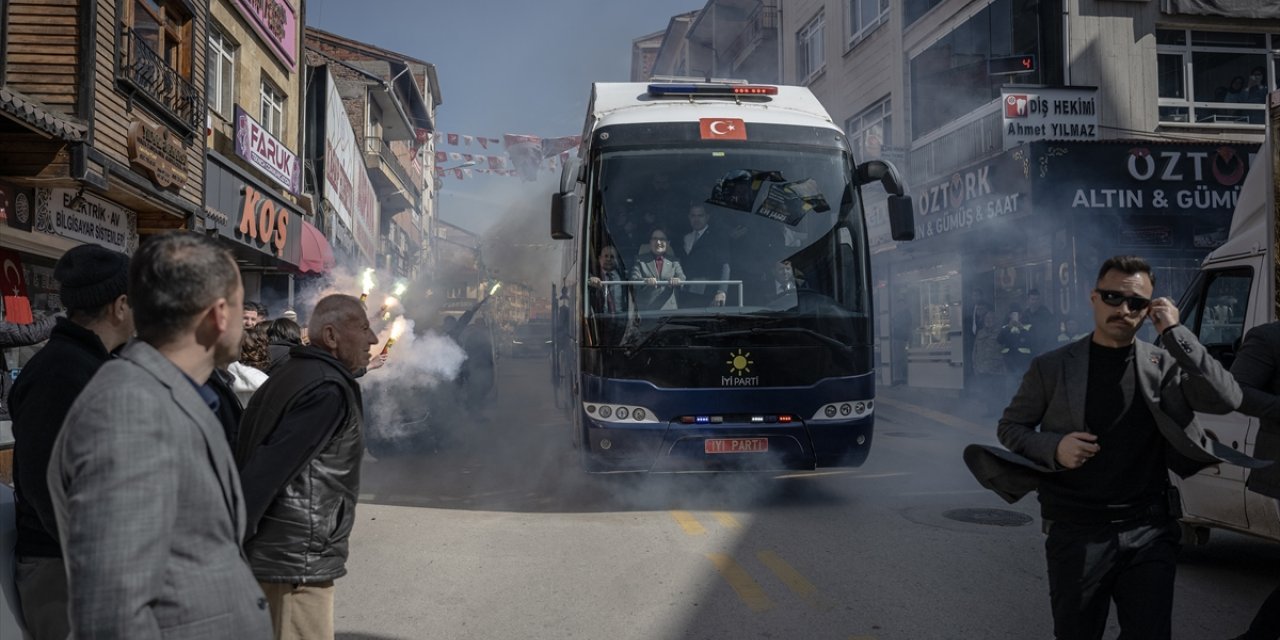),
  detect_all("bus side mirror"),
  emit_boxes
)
[550,192,576,240]
[856,159,913,241]
[888,195,914,242]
